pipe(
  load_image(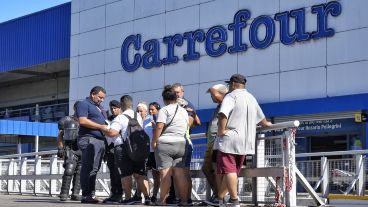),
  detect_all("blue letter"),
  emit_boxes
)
[121,34,142,72]
[275,11,295,45]
[228,9,250,54]
[162,34,184,65]
[183,29,205,61]
[249,16,275,49]
[142,39,161,69]
[275,8,310,45]
[311,1,342,39]
[290,8,310,42]
[205,25,228,57]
